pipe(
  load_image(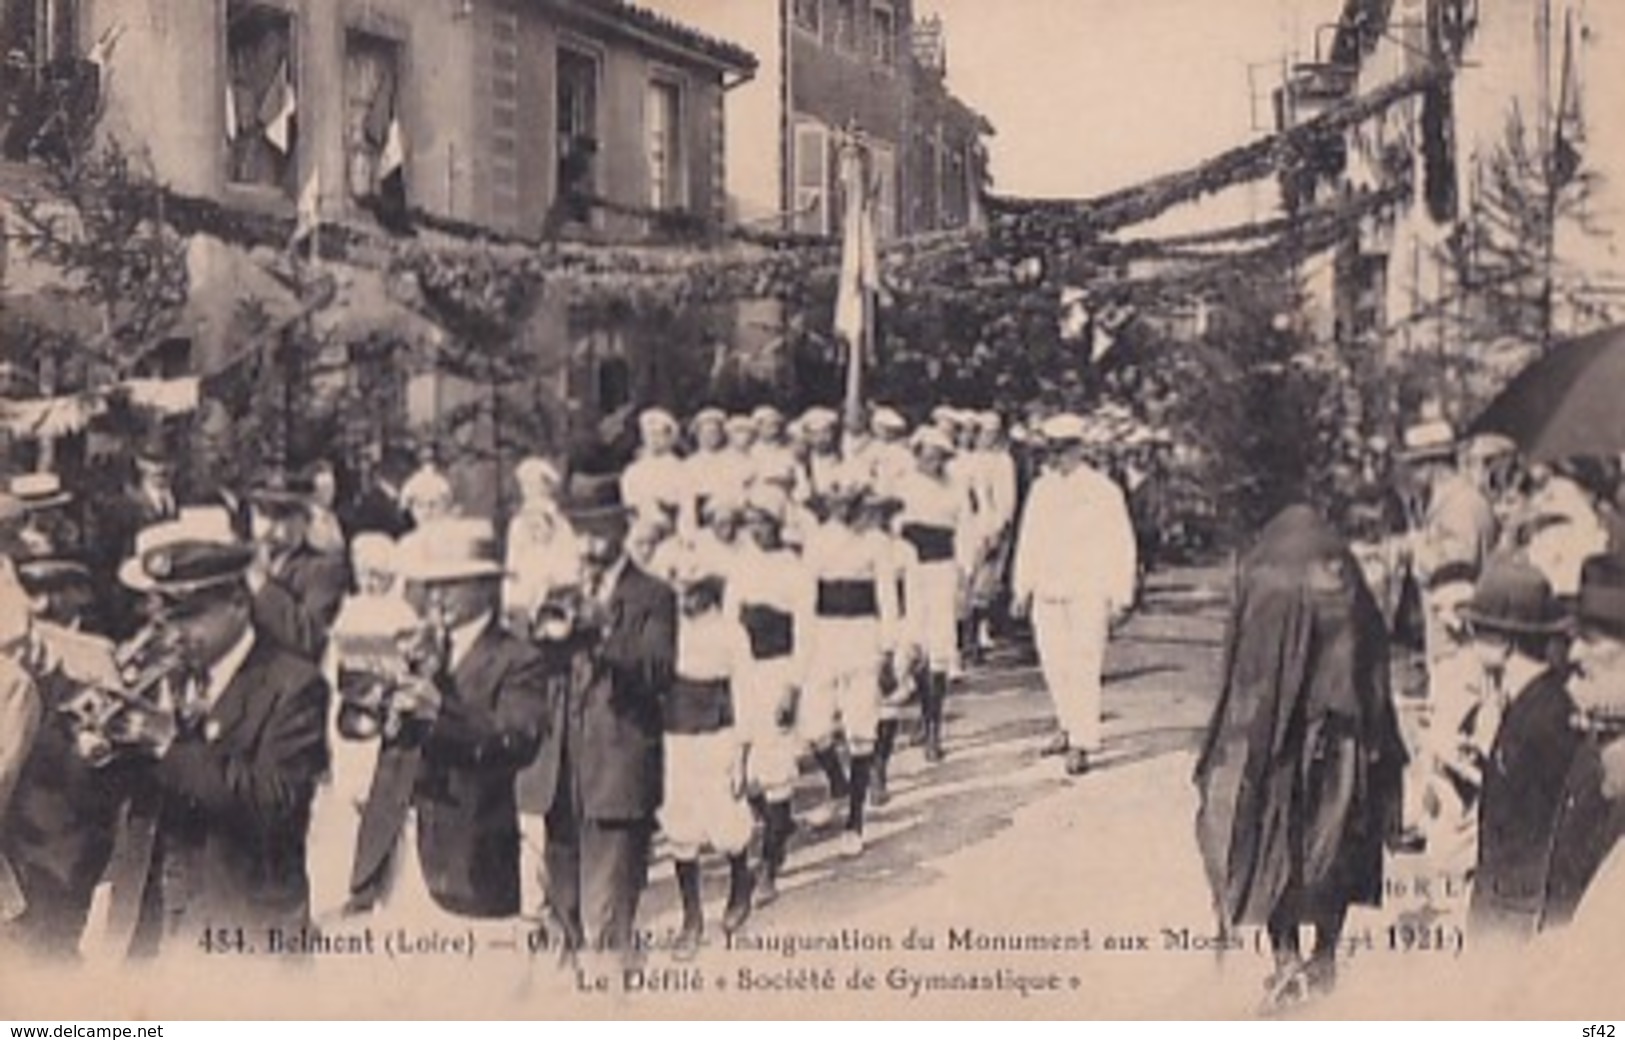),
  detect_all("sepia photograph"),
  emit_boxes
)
[0,0,1622,1022]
